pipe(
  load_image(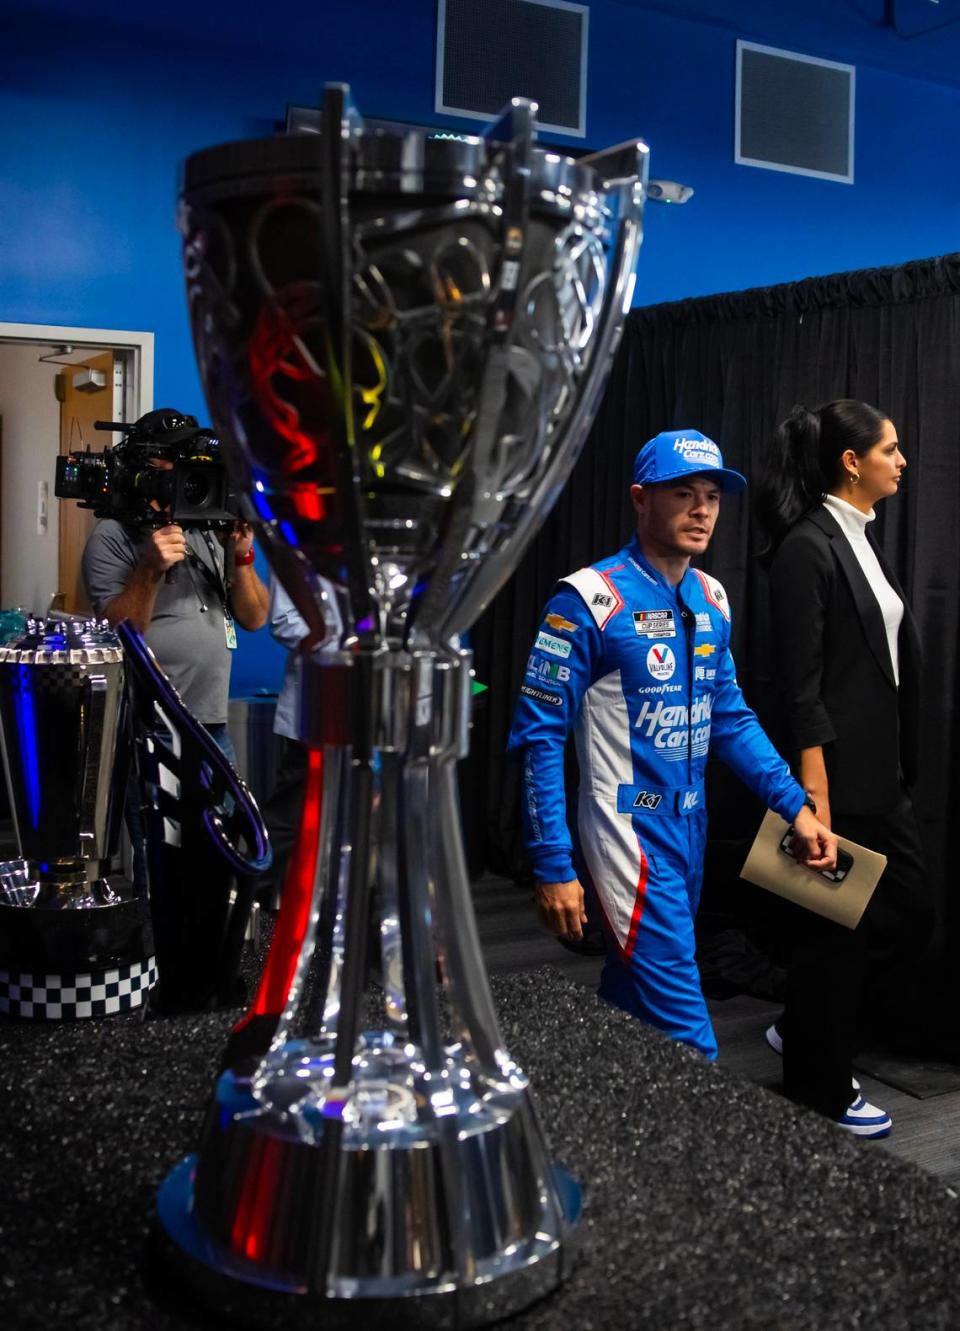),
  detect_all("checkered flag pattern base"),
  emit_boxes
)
[0,956,158,1019]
